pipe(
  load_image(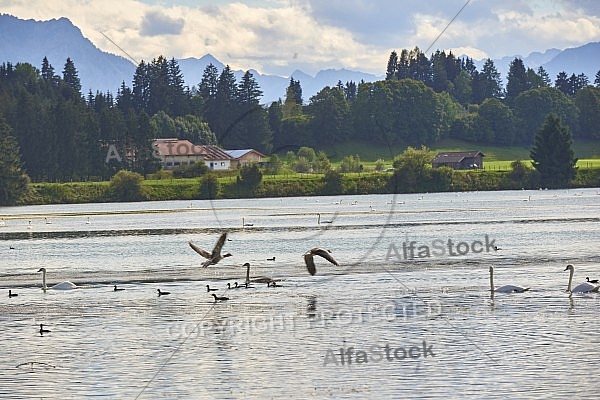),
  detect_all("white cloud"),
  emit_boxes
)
[2,0,600,76]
